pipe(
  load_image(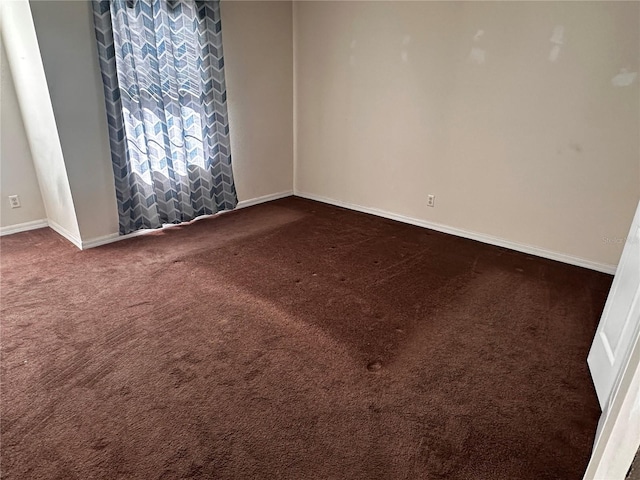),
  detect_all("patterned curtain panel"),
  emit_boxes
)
[92,0,237,235]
